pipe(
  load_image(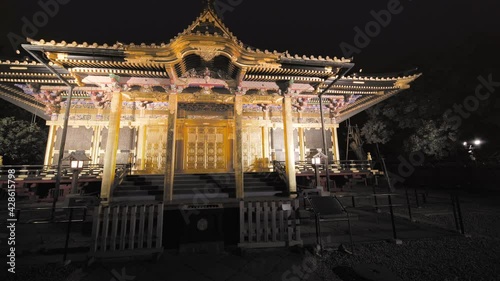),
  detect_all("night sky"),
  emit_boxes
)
[0,0,497,68]
[0,0,499,155]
